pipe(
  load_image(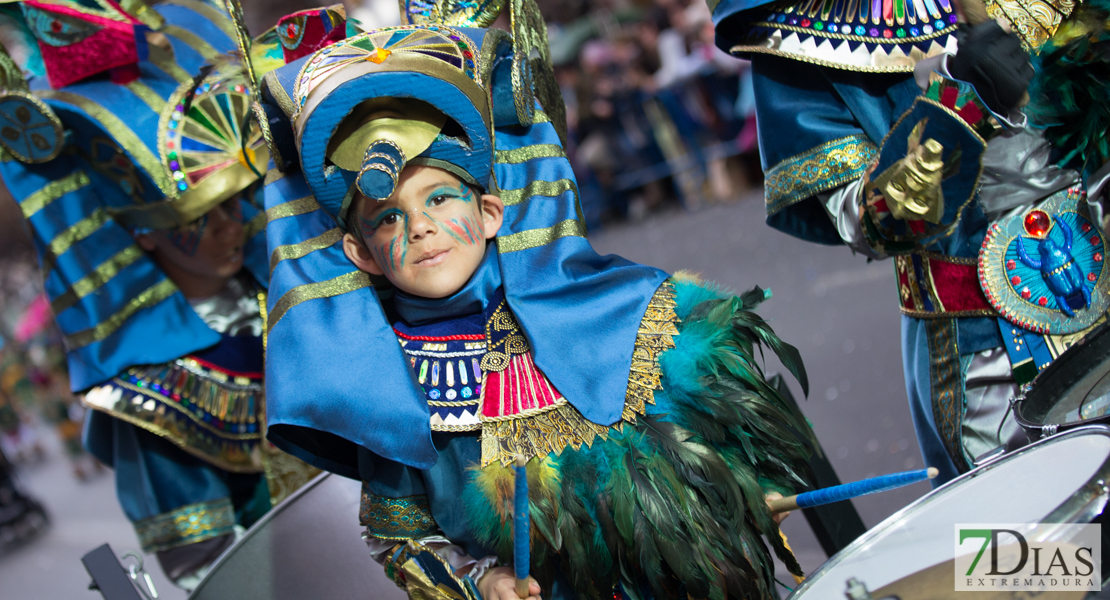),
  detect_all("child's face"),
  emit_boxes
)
[135,198,246,286]
[342,165,504,299]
